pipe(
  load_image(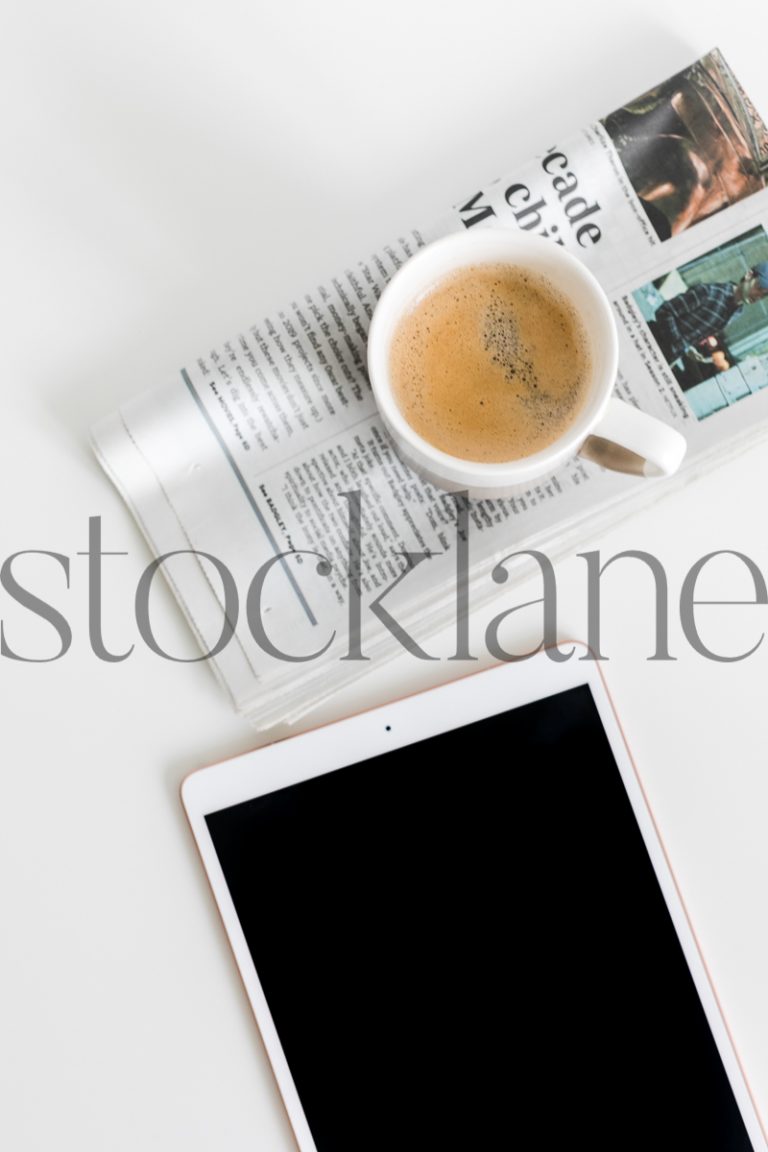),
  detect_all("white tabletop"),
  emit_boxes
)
[3,3,768,1147]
